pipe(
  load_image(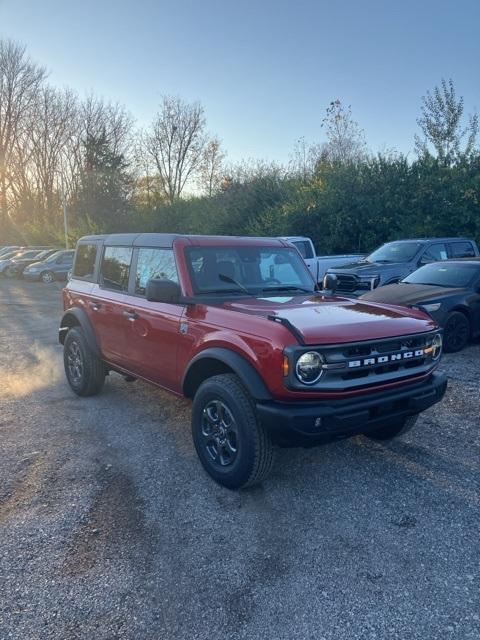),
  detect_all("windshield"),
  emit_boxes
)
[403,262,480,288]
[366,241,423,263]
[34,250,52,260]
[186,246,315,296]
[15,250,41,260]
[0,250,21,261]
